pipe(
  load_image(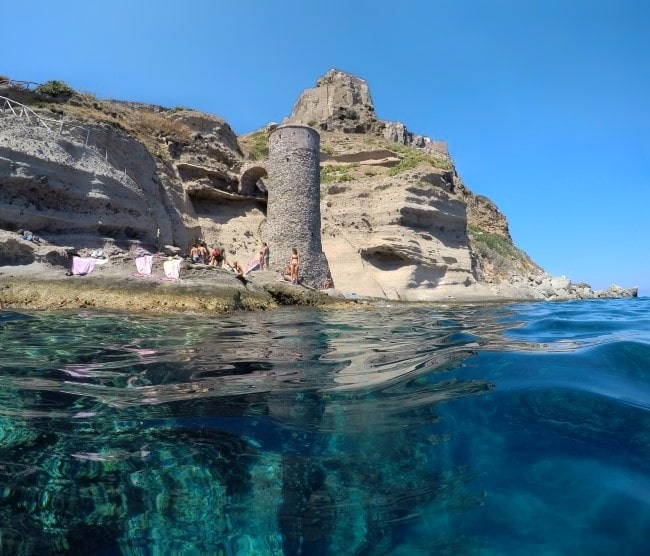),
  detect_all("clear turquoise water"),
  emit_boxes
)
[1,298,649,555]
